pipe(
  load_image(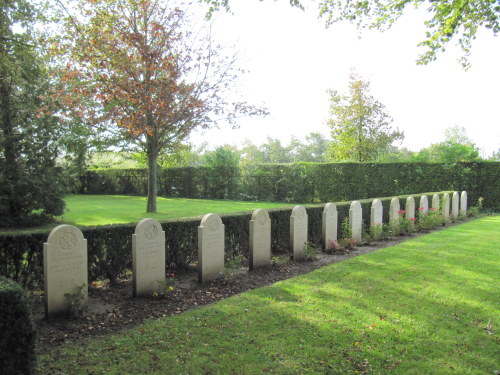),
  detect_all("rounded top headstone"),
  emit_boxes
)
[372,199,382,209]
[292,205,307,220]
[432,194,440,208]
[420,195,428,206]
[200,213,223,232]
[350,201,361,210]
[46,225,85,255]
[390,197,399,207]
[252,209,270,226]
[135,218,163,240]
[323,203,337,216]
